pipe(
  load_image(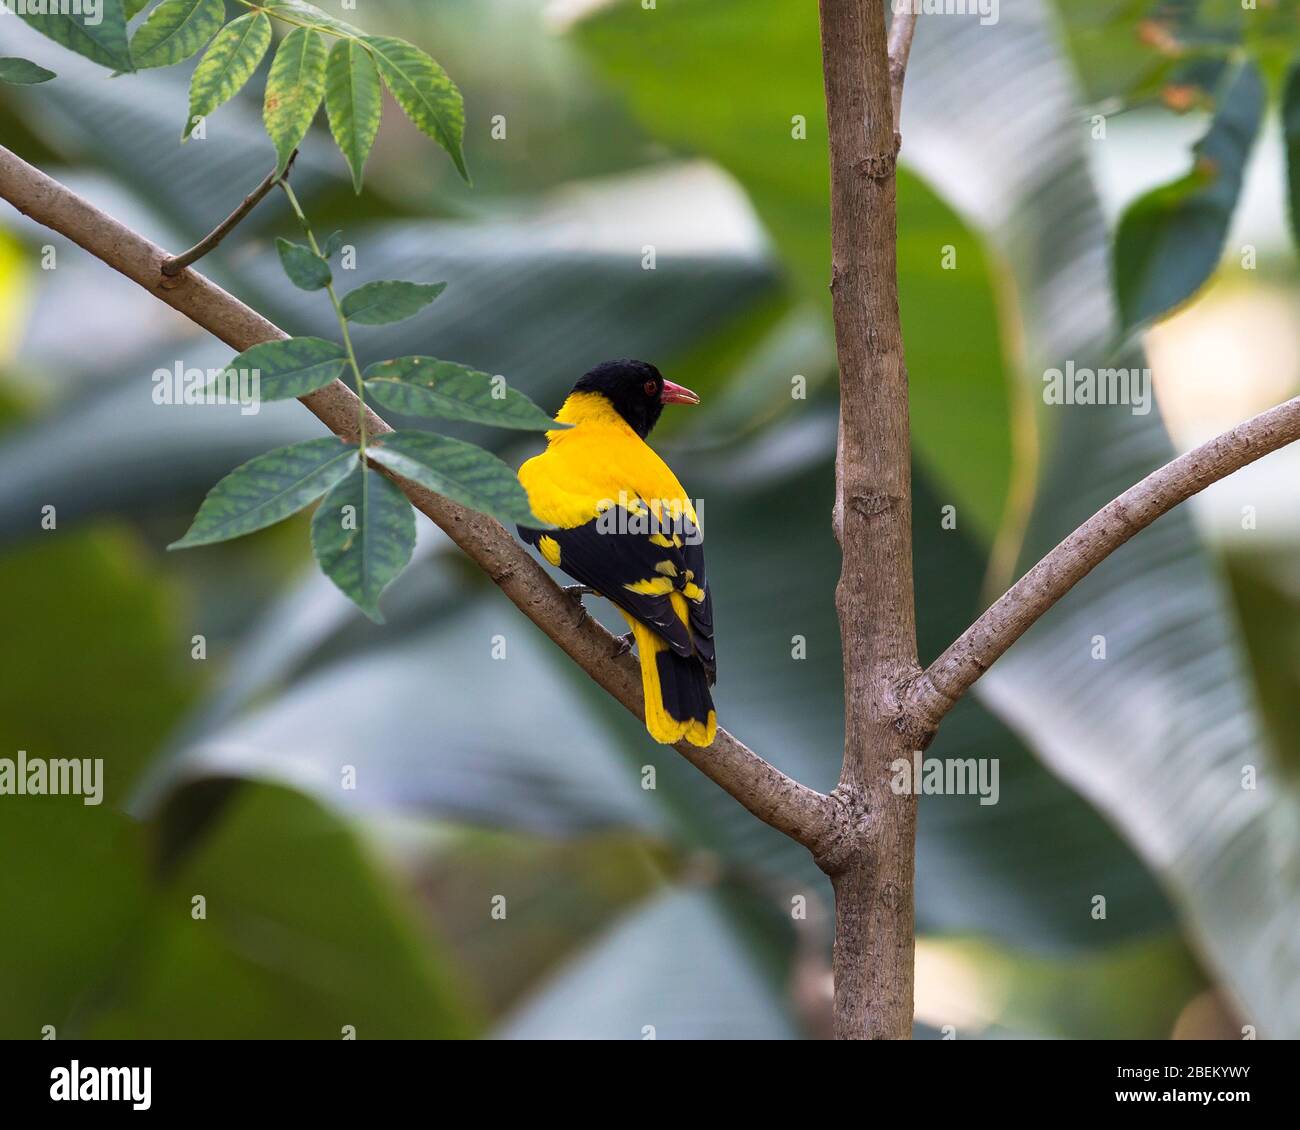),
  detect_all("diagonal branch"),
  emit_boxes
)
[901,395,1300,735]
[0,143,843,859]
